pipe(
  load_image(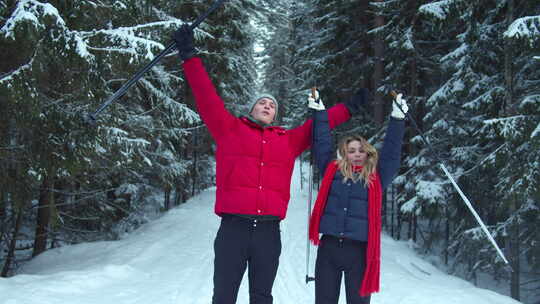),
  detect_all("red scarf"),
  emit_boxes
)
[309,160,382,297]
